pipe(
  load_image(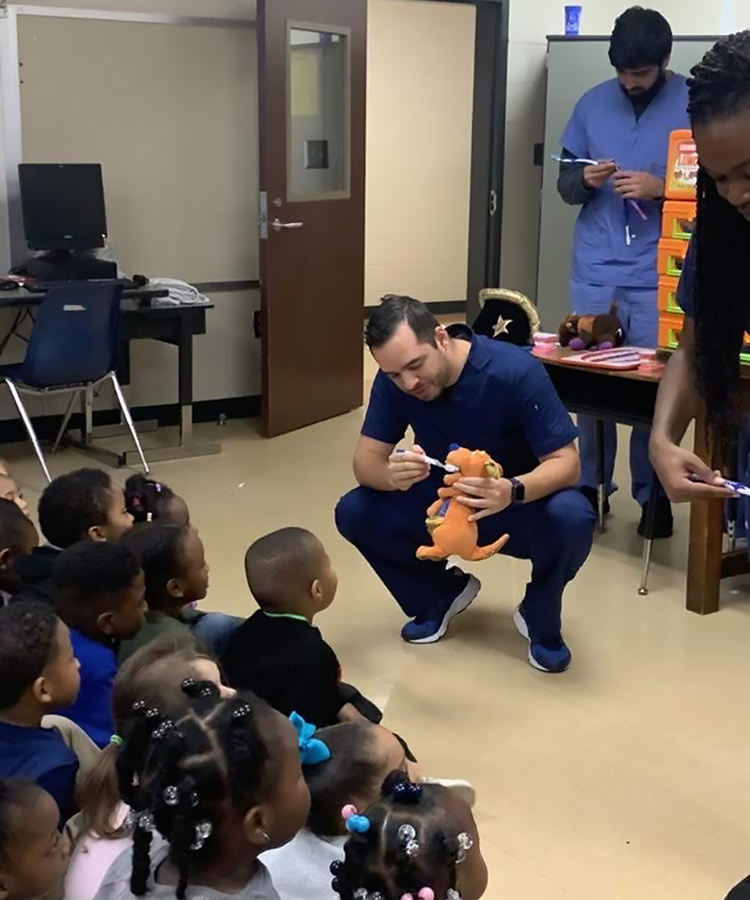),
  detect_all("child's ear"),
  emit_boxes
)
[31,674,51,706]
[96,611,116,637]
[242,806,271,848]
[87,525,107,543]
[0,874,11,900]
[166,577,184,600]
[0,547,12,570]
[310,578,323,604]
